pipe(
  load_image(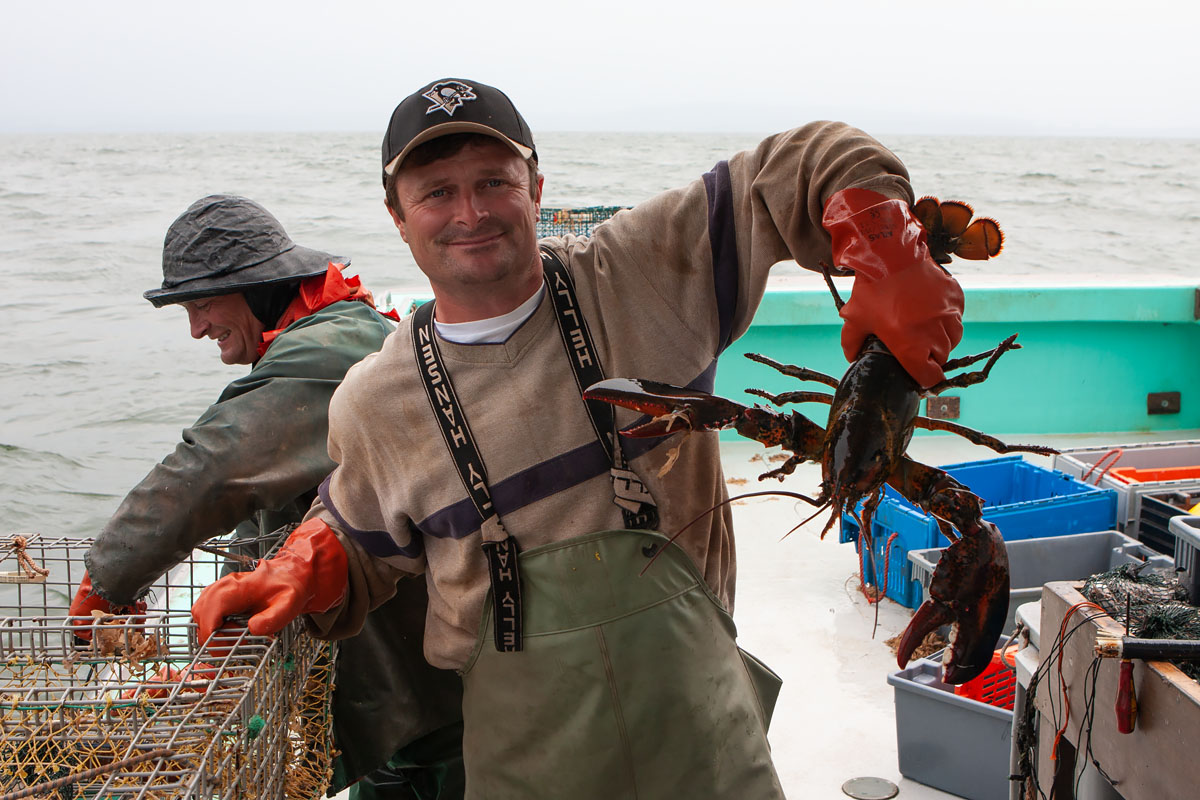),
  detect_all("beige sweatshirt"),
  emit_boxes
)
[307,122,913,669]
